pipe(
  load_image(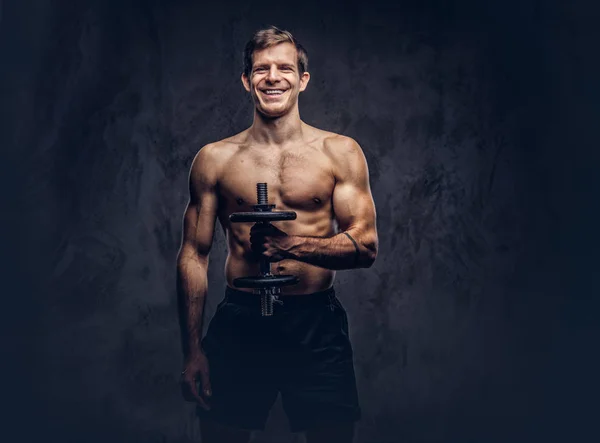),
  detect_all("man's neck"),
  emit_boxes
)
[248,107,304,146]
